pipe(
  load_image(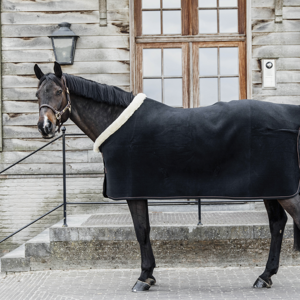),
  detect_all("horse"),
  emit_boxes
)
[34,62,300,292]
